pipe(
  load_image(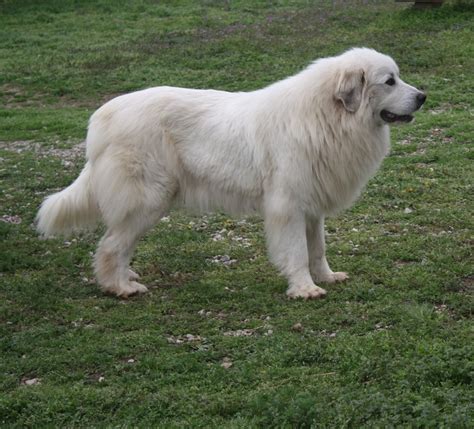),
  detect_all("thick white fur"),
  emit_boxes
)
[36,48,424,298]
